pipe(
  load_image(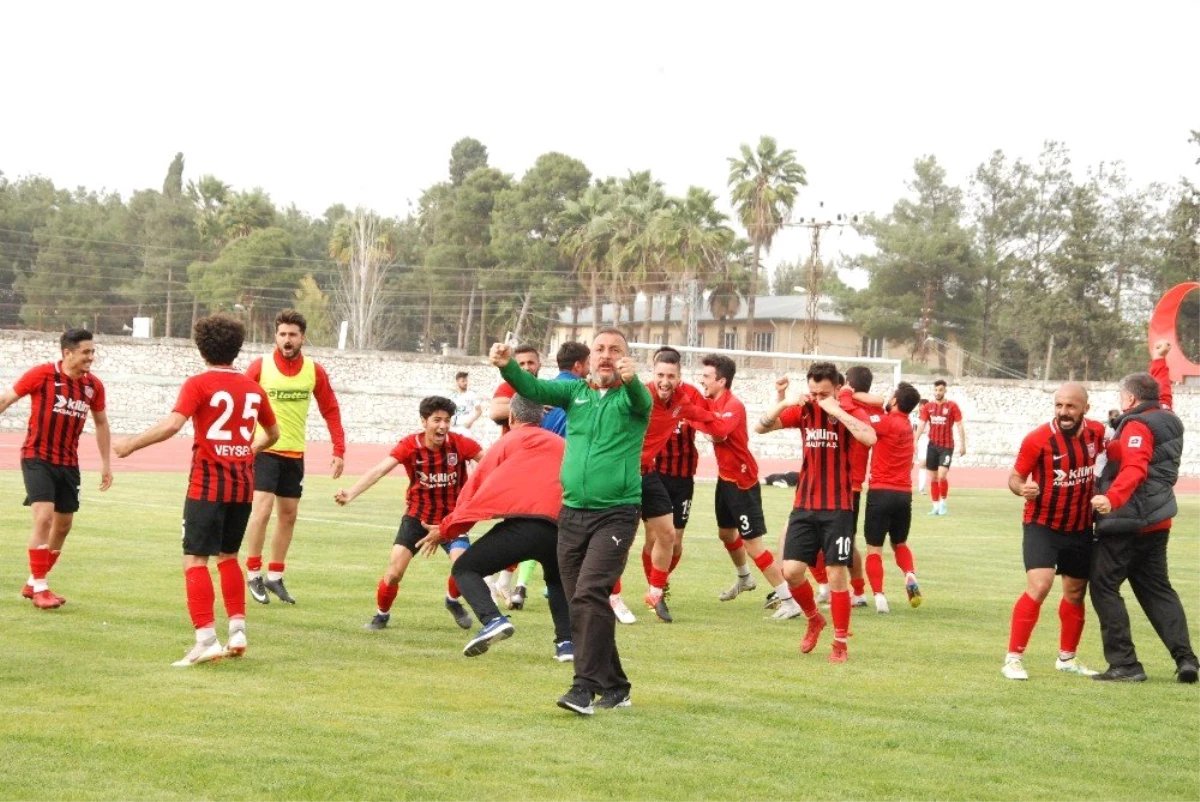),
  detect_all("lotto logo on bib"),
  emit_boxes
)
[269,389,311,401]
